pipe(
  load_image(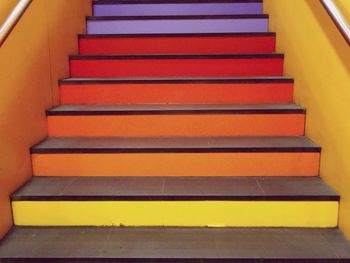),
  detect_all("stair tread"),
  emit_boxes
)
[70,53,283,59]
[87,14,269,21]
[0,227,349,261]
[60,76,294,84]
[31,136,320,153]
[47,103,304,115]
[12,176,338,201]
